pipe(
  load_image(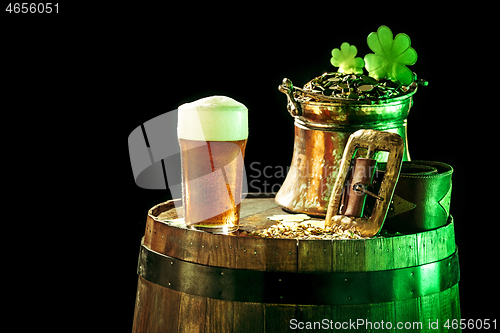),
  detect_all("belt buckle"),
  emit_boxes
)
[325,129,404,237]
